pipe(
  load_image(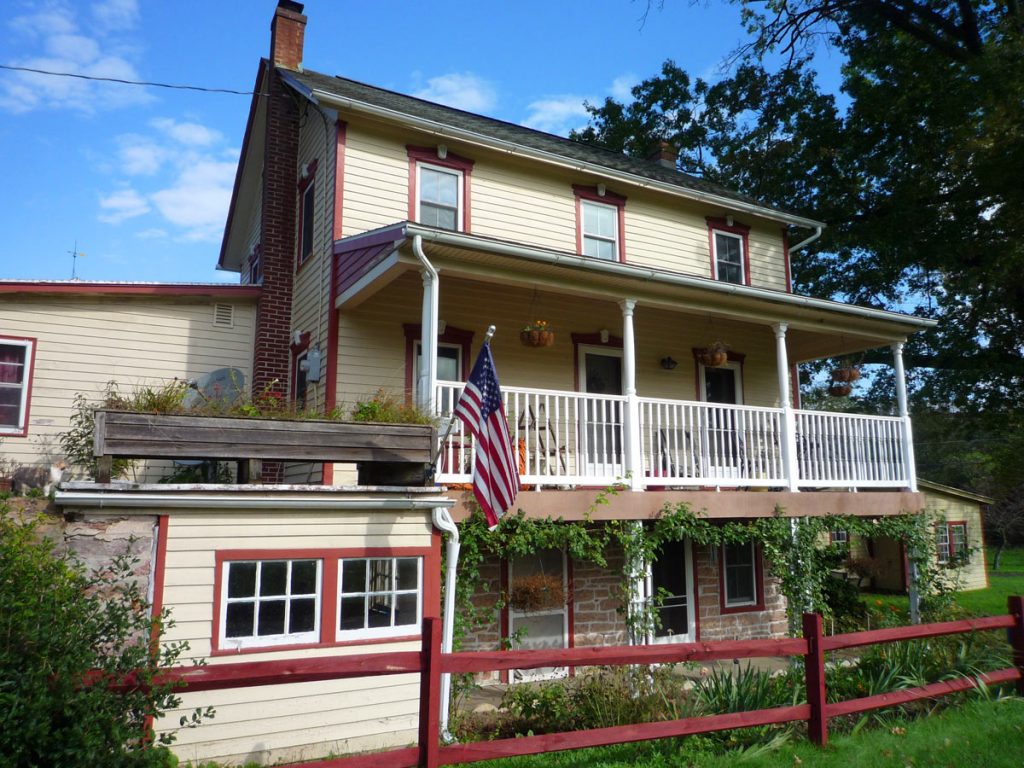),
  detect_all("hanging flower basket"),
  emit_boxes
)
[699,341,730,367]
[520,320,555,348]
[509,572,565,612]
[828,383,853,397]
[830,366,862,383]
